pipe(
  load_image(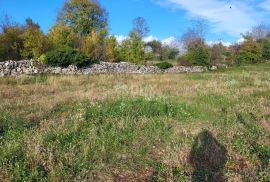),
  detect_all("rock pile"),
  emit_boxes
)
[0,60,39,76]
[0,60,208,77]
